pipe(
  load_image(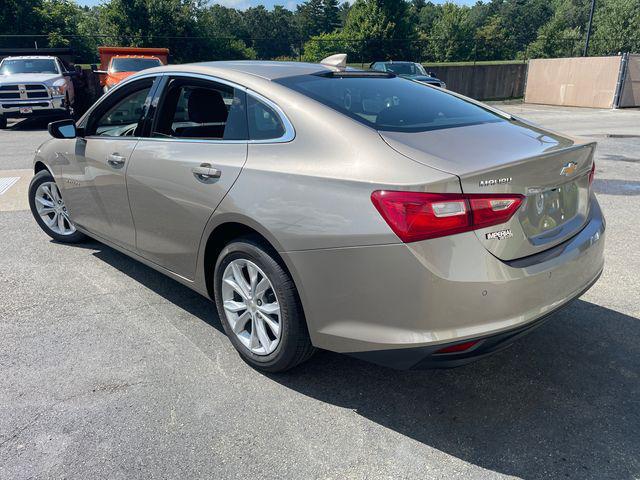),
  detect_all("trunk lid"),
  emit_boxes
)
[380,120,595,261]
